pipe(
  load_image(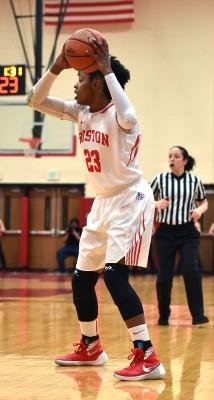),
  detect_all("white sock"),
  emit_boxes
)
[128,323,150,342]
[79,319,98,337]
